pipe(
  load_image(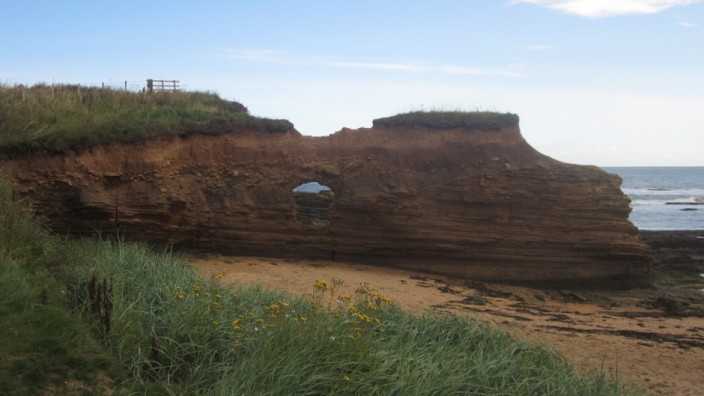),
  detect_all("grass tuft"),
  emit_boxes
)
[372,110,519,131]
